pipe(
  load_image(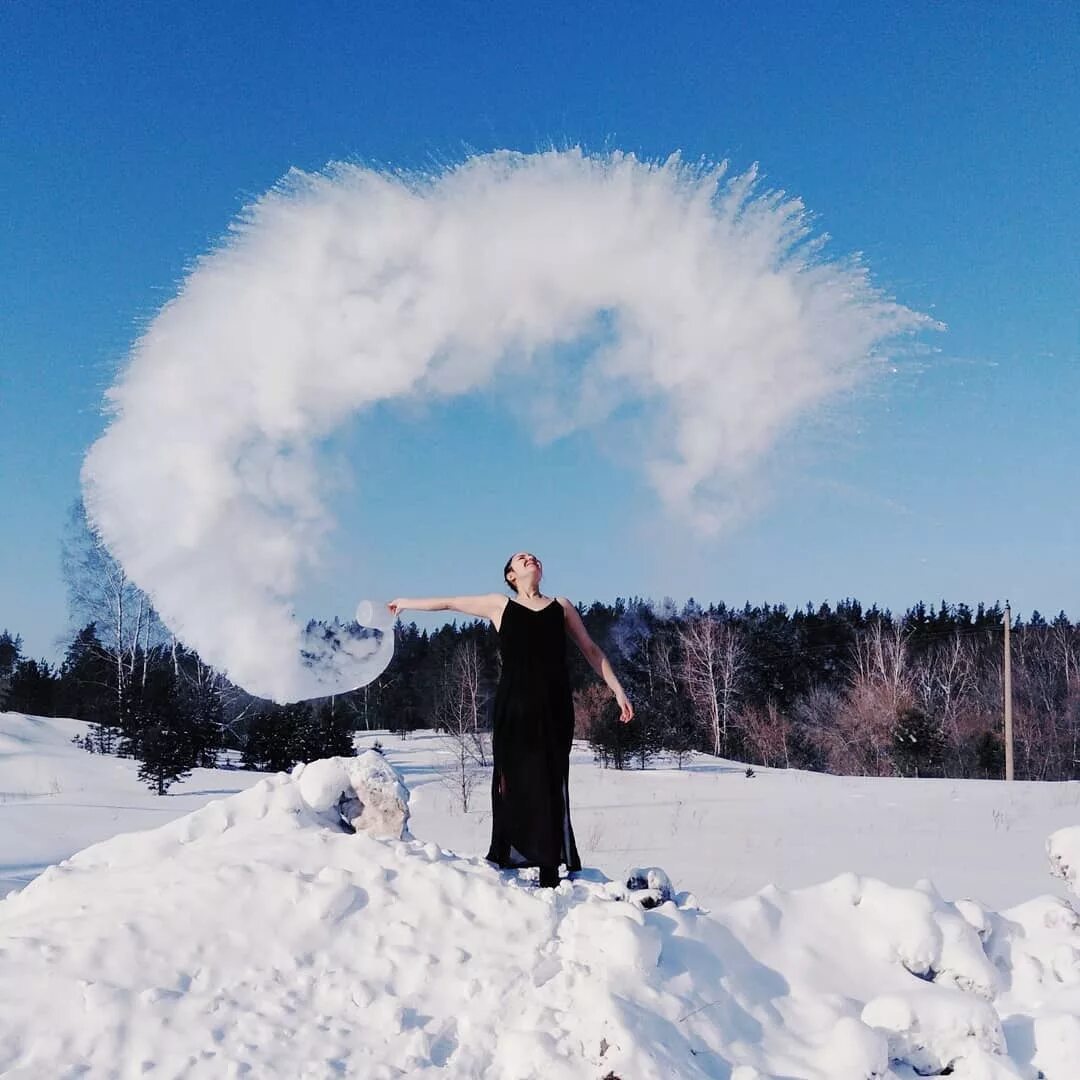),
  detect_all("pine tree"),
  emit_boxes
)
[0,630,23,711]
[310,699,356,759]
[660,707,698,768]
[974,730,1005,779]
[243,704,310,772]
[892,705,945,778]
[589,709,631,770]
[57,623,118,749]
[135,665,194,795]
[8,658,59,716]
